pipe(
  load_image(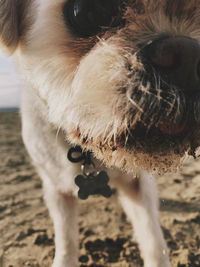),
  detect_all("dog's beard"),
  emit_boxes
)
[66,41,200,175]
[117,55,200,155]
